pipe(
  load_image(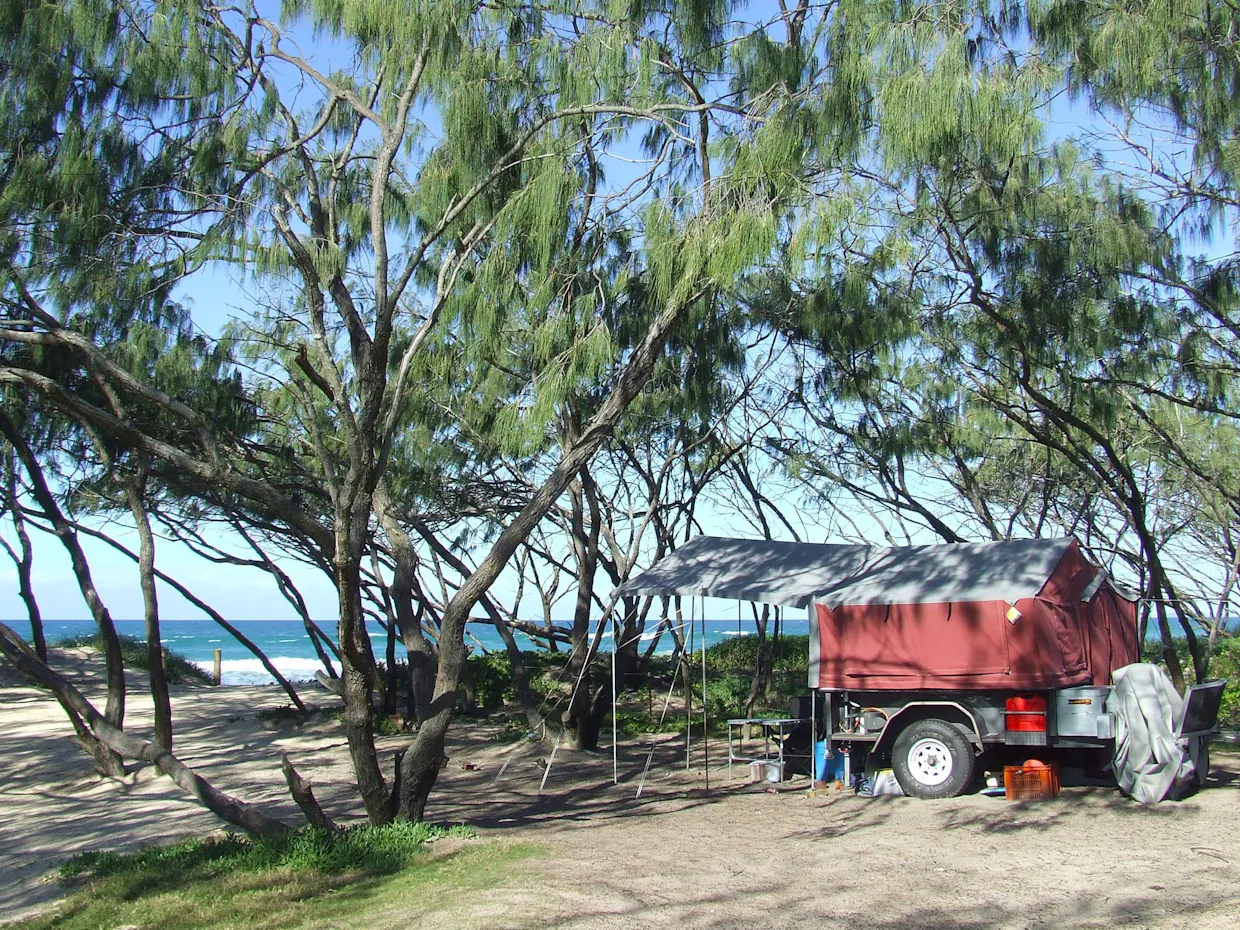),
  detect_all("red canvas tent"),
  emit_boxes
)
[810,539,1138,690]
